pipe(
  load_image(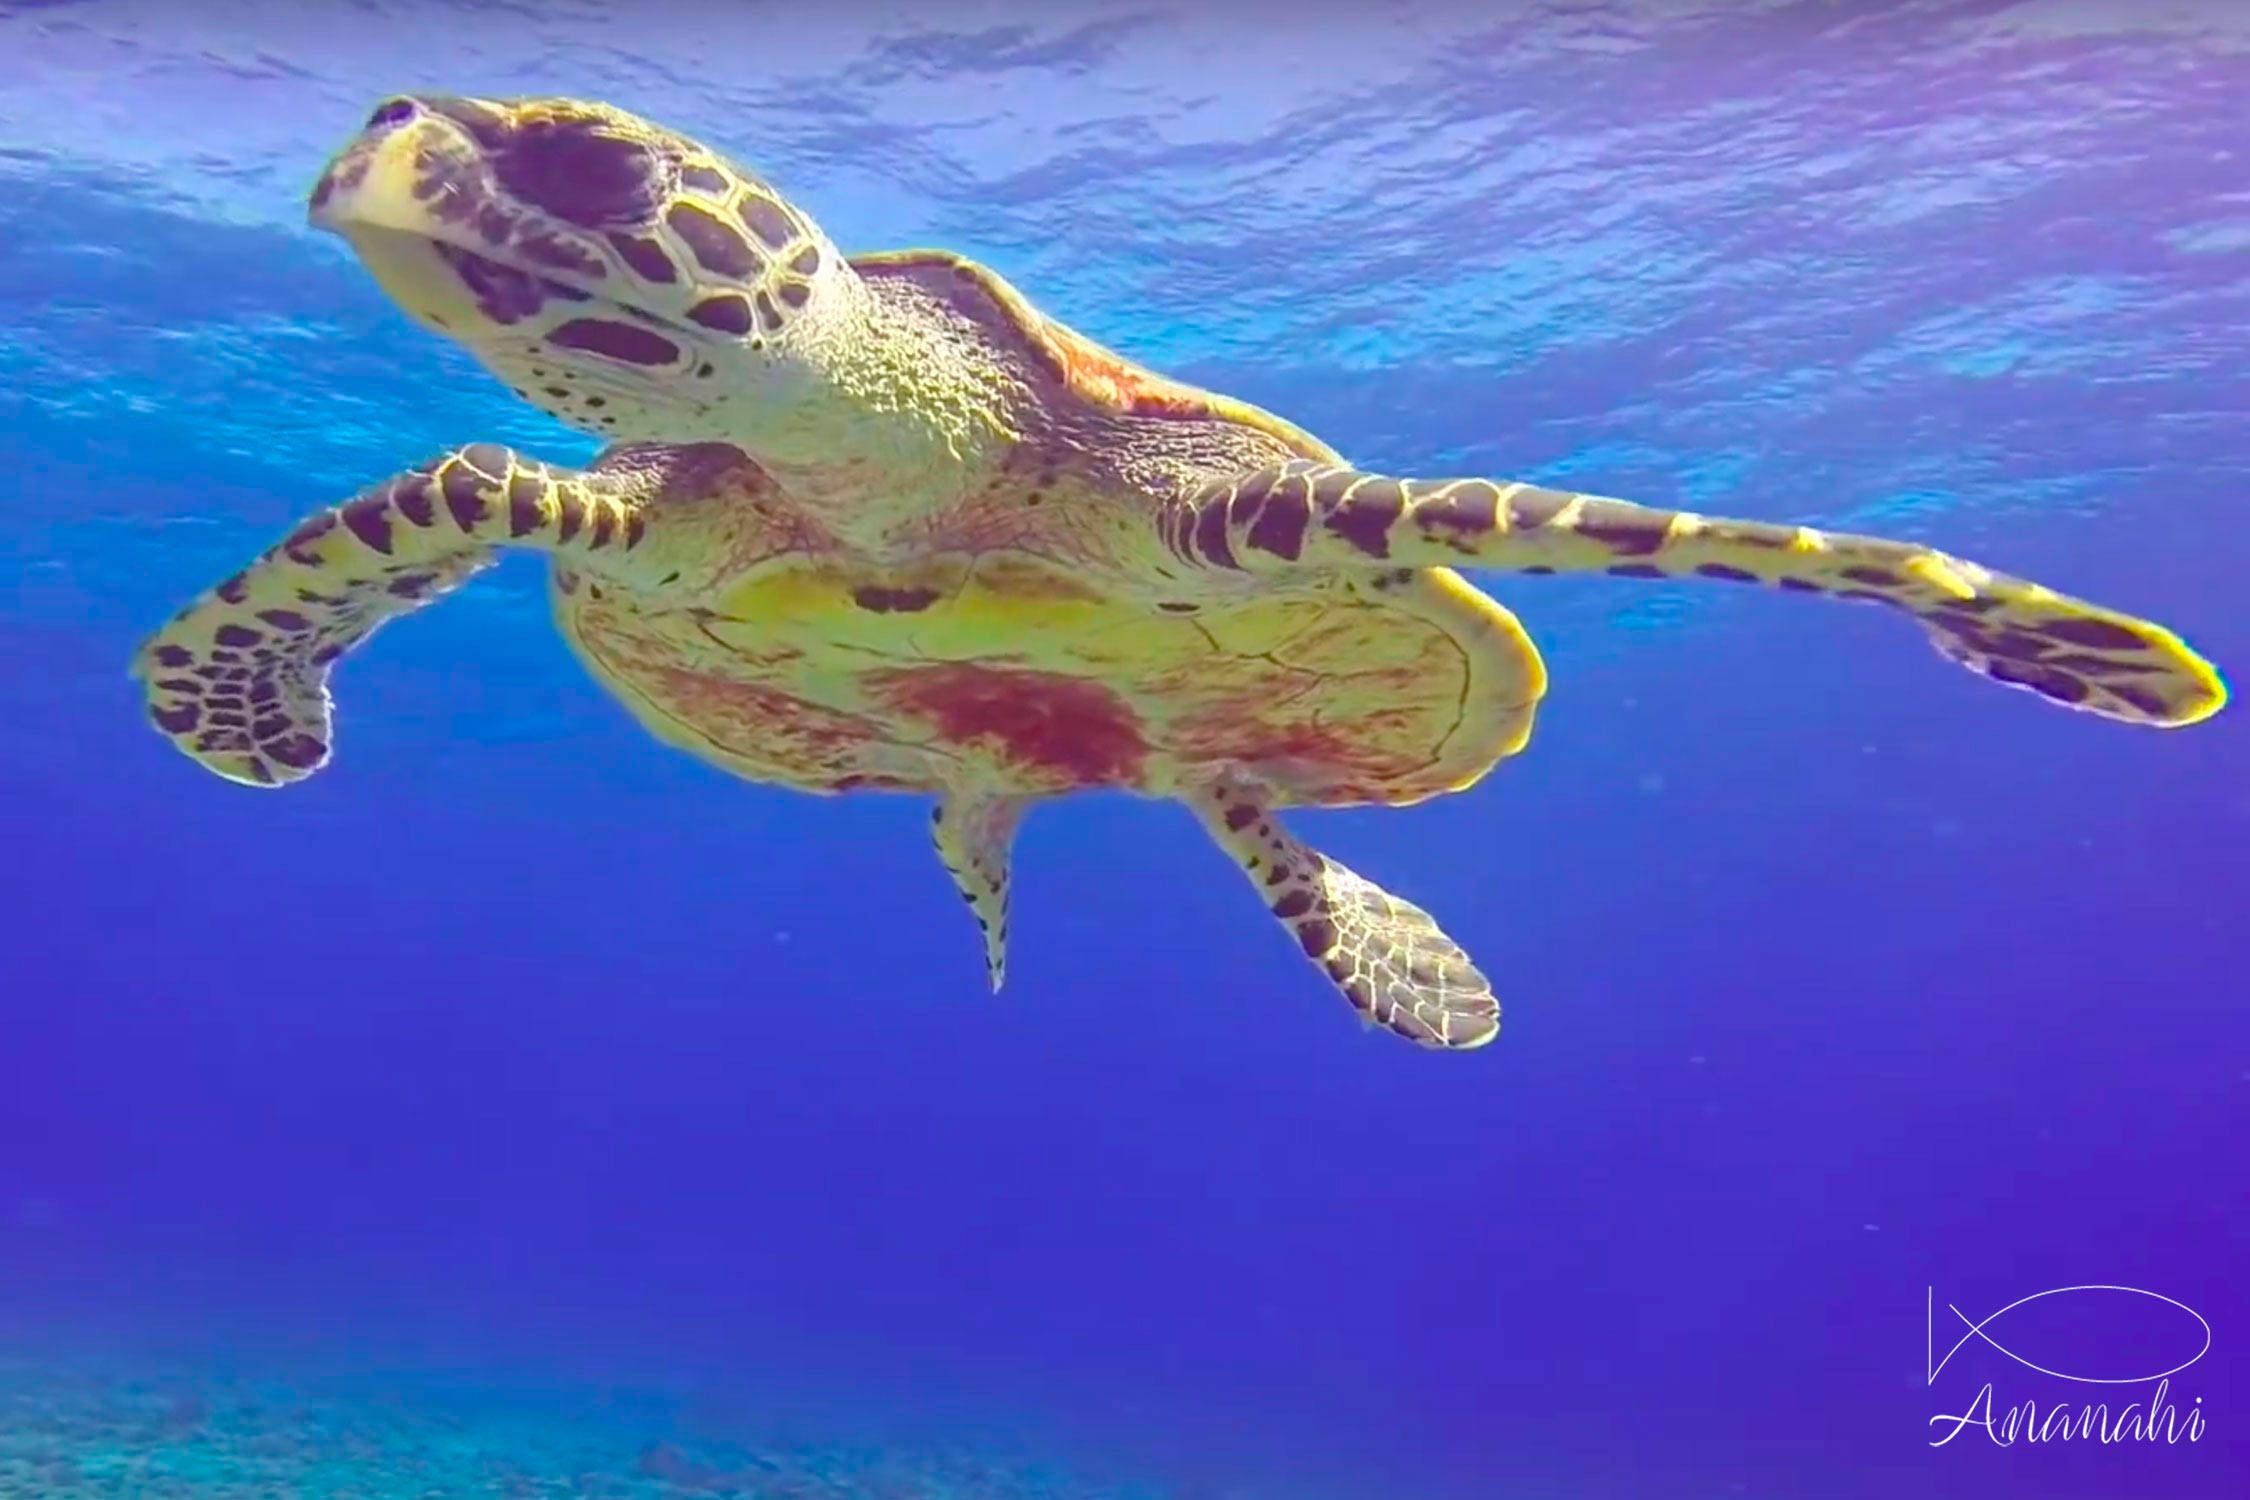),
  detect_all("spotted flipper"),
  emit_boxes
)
[1192,779,1497,1050]
[932,788,1028,992]
[1163,461,2226,729]
[132,442,674,788]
